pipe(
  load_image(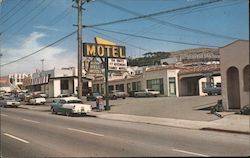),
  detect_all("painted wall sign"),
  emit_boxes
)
[83,43,126,59]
